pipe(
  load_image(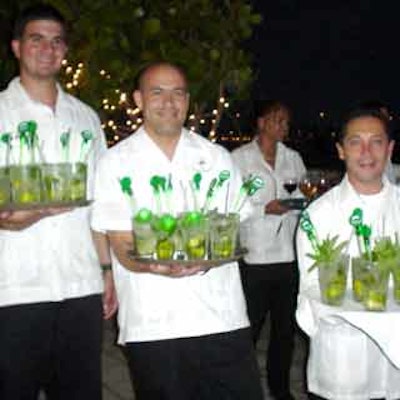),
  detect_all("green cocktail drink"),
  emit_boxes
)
[317,255,348,306]
[152,213,177,260]
[132,209,156,258]
[68,162,87,201]
[209,213,239,259]
[9,164,42,204]
[0,167,10,205]
[180,211,208,260]
[352,258,389,311]
[41,163,70,202]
